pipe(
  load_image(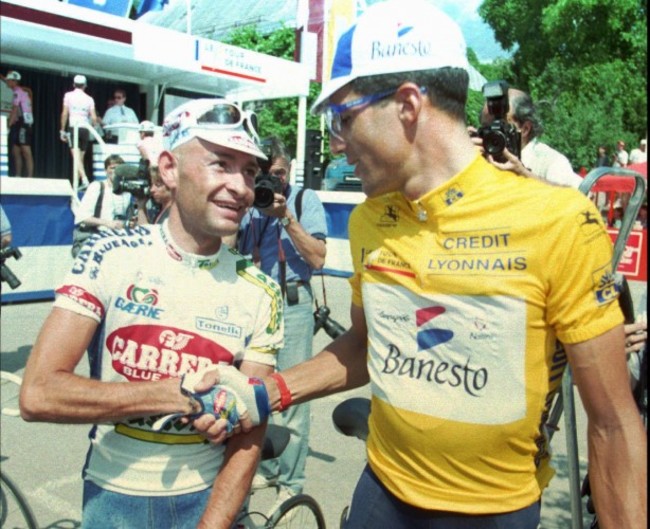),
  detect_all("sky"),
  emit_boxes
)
[161,0,510,63]
[367,0,509,62]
